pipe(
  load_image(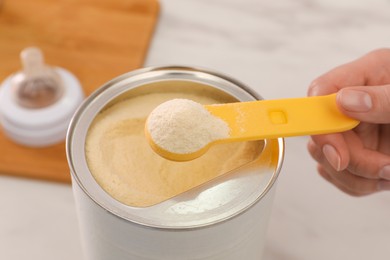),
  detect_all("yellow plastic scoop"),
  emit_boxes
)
[145,94,359,161]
